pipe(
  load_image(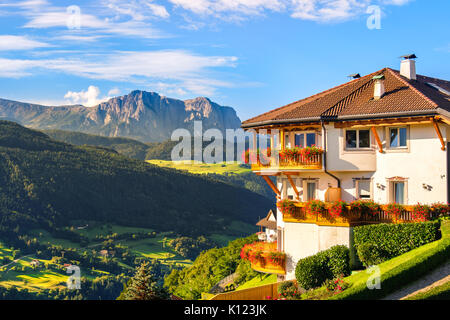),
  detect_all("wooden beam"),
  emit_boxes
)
[286,175,300,200]
[432,118,446,151]
[280,129,285,150]
[261,175,281,198]
[334,116,433,128]
[371,126,383,153]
